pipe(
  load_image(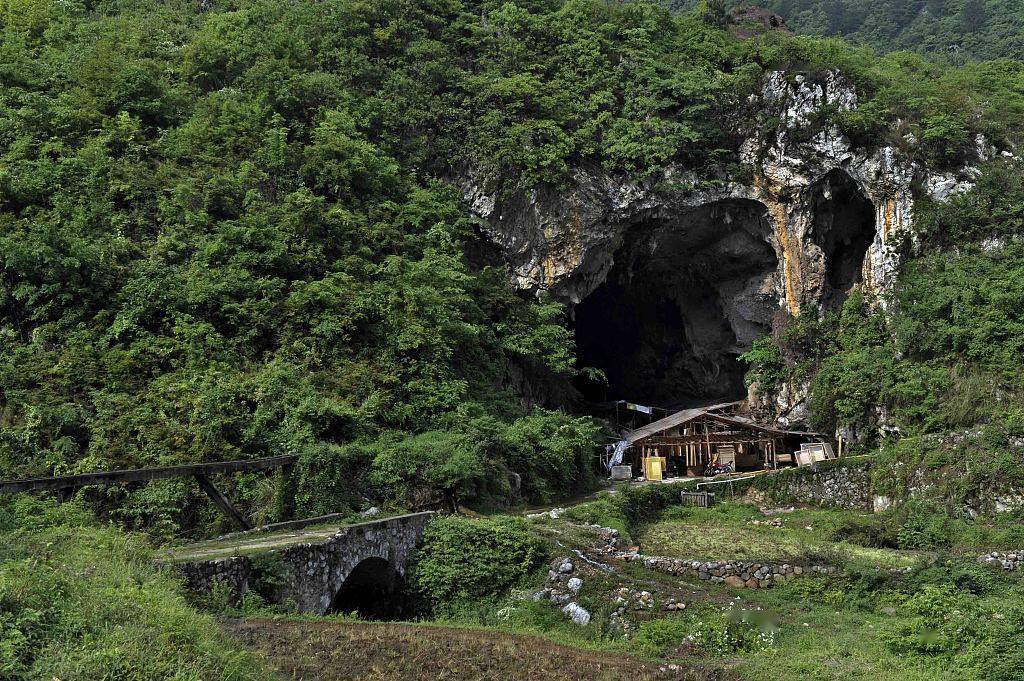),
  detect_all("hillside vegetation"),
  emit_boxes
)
[744,161,1024,474]
[0,498,272,679]
[672,0,1024,63]
[4,1,1024,678]
[5,0,1024,537]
